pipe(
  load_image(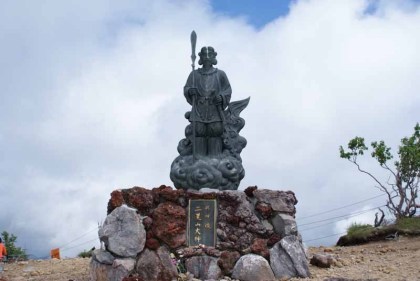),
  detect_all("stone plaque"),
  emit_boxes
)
[188,199,217,246]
